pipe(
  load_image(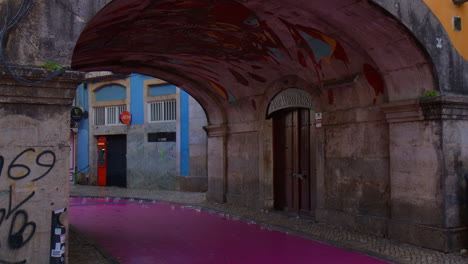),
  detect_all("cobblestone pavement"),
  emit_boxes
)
[69,225,113,264]
[69,185,468,264]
